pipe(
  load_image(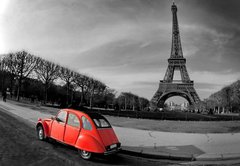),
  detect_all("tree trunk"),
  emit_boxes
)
[89,88,95,109]
[1,71,5,93]
[17,78,22,101]
[90,97,92,109]
[79,86,84,106]
[70,89,74,106]
[10,74,14,98]
[66,82,69,106]
[44,83,48,104]
[18,56,24,101]
[124,97,127,111]
[90,92,93,109]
